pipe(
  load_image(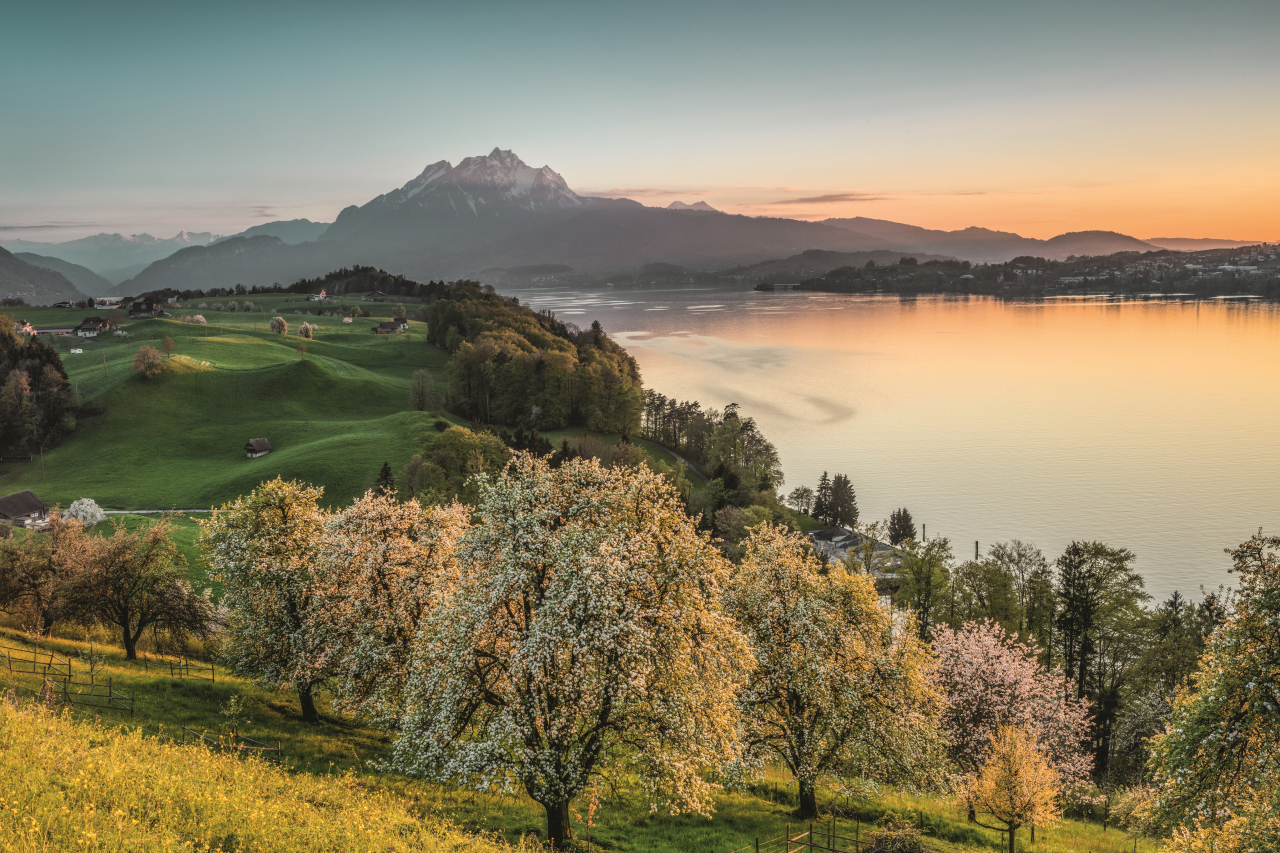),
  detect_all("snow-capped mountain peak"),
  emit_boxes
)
[368,148,583,217]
